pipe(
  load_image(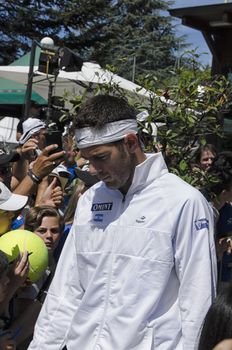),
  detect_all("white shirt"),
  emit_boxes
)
[29,153,217,350]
